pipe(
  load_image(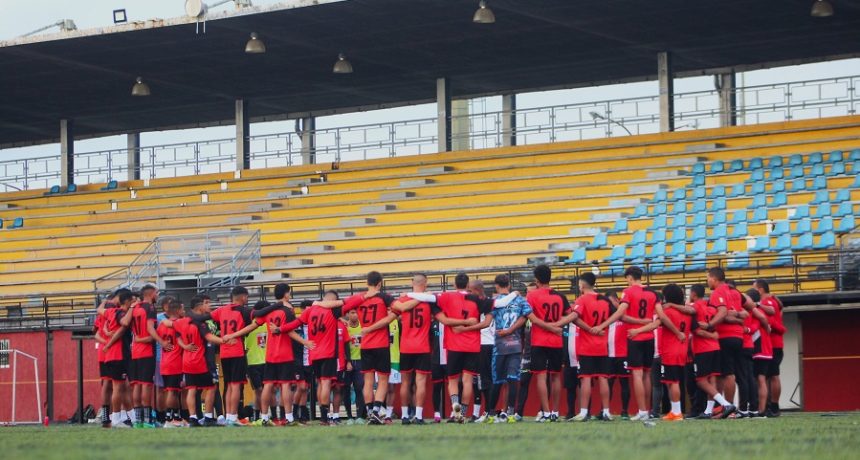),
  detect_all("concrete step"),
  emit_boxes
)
[0,203,17,210]
[226,215,262,224]
[590,212,629,222]
[319,231,356,240]
[247,203,283,212]
[360,204,396,213]
[667,156,707,166]
[296,245,335,254]
[628,184,668,194]
[417,165,454,174]
[275,259,314,268]
[286,177,323,187]
[685,143,725,152]
[609,198,647,207]
[528,255,561,265]
[340,217,376,227]
[252,273,289,282]
[380,191,416,200]
[400,179,434,187]
[646,170,684,179]
[569,227,606,237]
[268,191,303,199]
[547,241,586,252]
